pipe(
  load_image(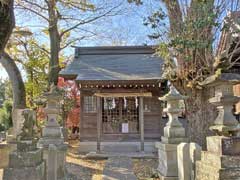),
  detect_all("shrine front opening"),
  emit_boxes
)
[102,97,139,134]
